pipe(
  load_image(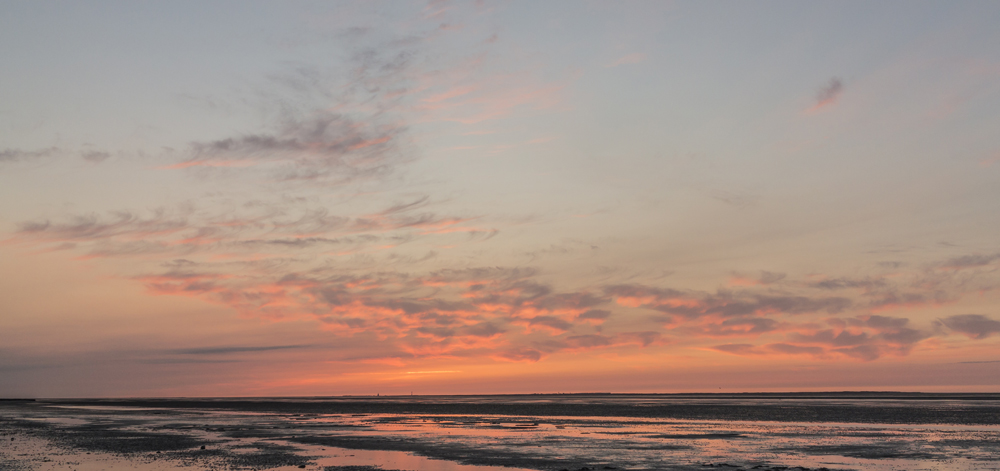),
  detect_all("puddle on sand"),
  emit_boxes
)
[270,444,540,471]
